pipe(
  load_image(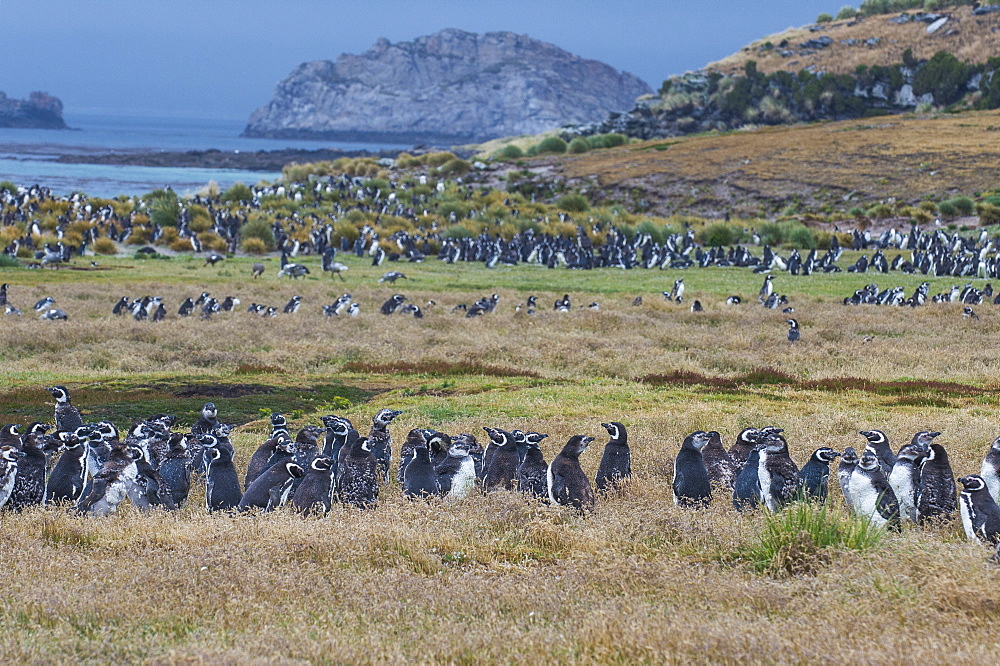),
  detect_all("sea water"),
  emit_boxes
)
[0,112,412,198]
